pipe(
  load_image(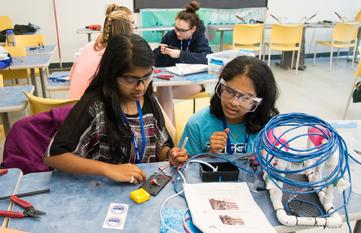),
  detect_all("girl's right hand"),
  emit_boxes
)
[103,163,146,184]
[209,128,229,154]
[159,44,168,54]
